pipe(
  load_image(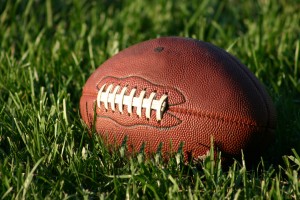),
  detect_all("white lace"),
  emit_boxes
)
[97,84,168,121]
